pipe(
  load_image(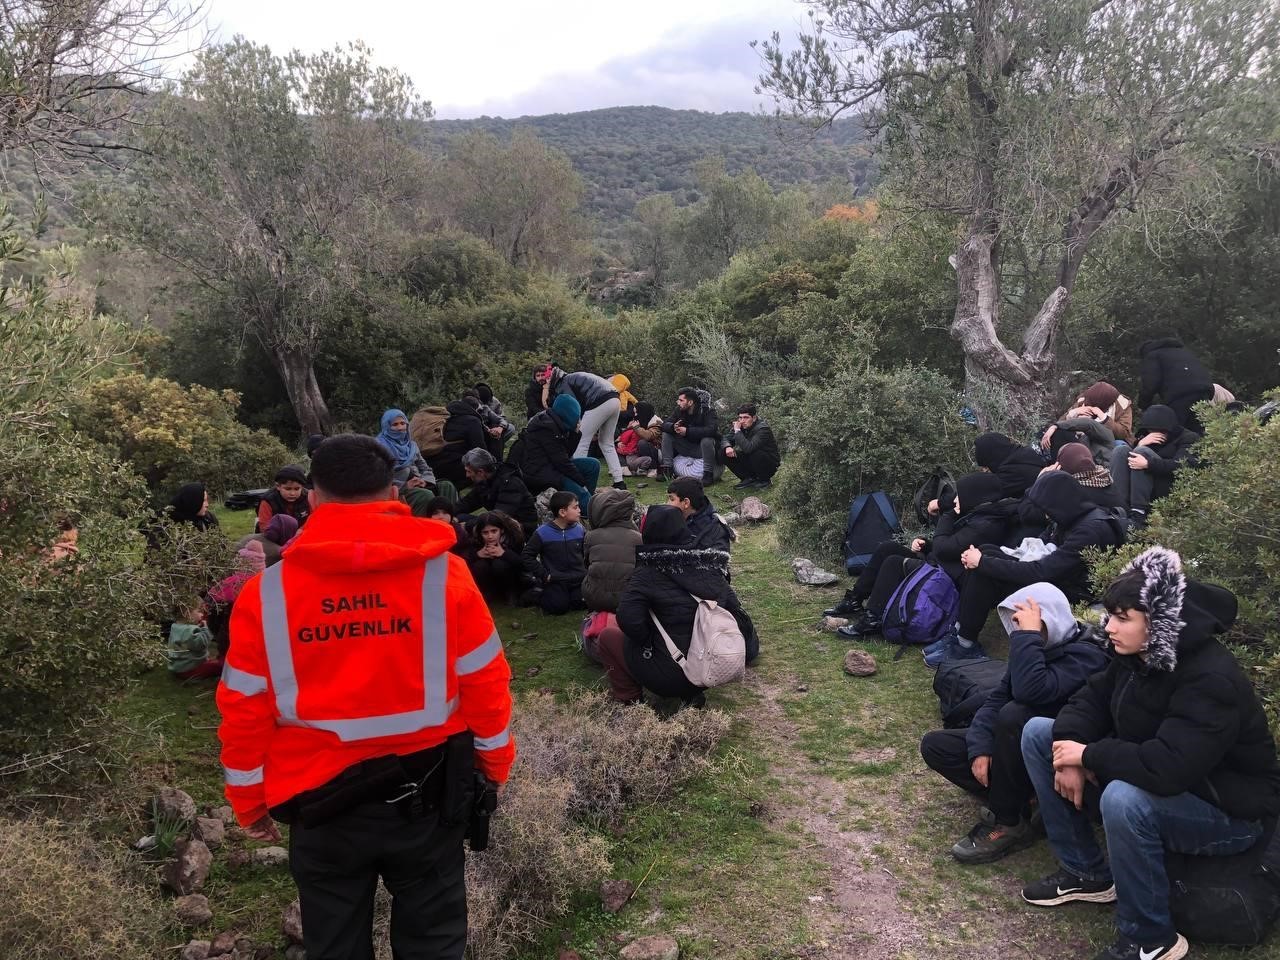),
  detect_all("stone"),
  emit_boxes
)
[211,931,239,955]
[211,805,236,826]
[175,893,213,927]
[284,946,307,960]
[282,899,304,943]
[231,937,258,960]
[738,496,772,521]
[163,838,213,895]
[792,558,840,587]
[182,940,212,960]
[154,786,198,827]
[193,816,226,849]
[133,834,158,852]
[524,666,541,678]
[843,649,878,677]
[819,616,850,632]
[252,845,289,868]
[558,952,583,960]
[600,878,634,914]
[225,849,251,871]
[619,935,680,960]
